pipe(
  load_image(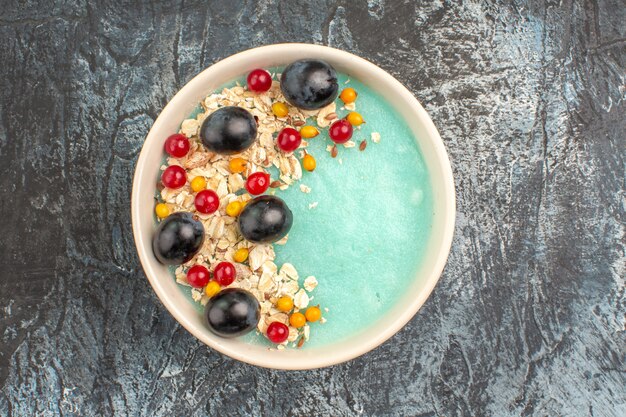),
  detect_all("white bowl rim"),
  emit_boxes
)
[131,43,455,370]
